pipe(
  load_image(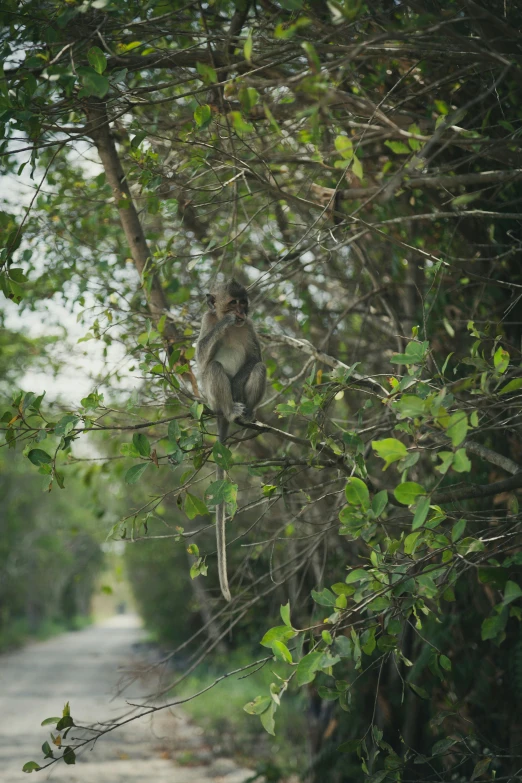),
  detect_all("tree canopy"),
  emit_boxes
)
[2,0,522,780]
